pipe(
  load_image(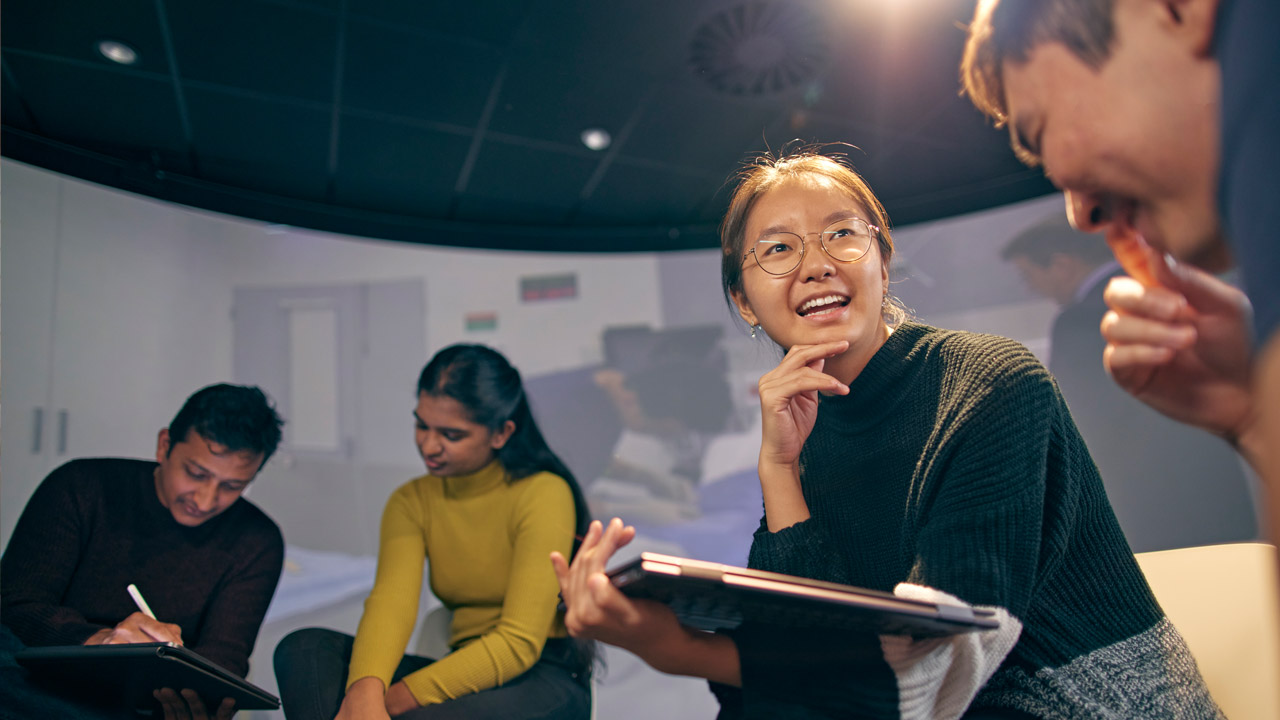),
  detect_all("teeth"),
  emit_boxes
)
[799,295,846,312]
